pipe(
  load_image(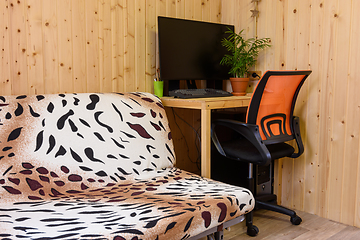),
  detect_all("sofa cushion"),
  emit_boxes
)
[0,168,253,239]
